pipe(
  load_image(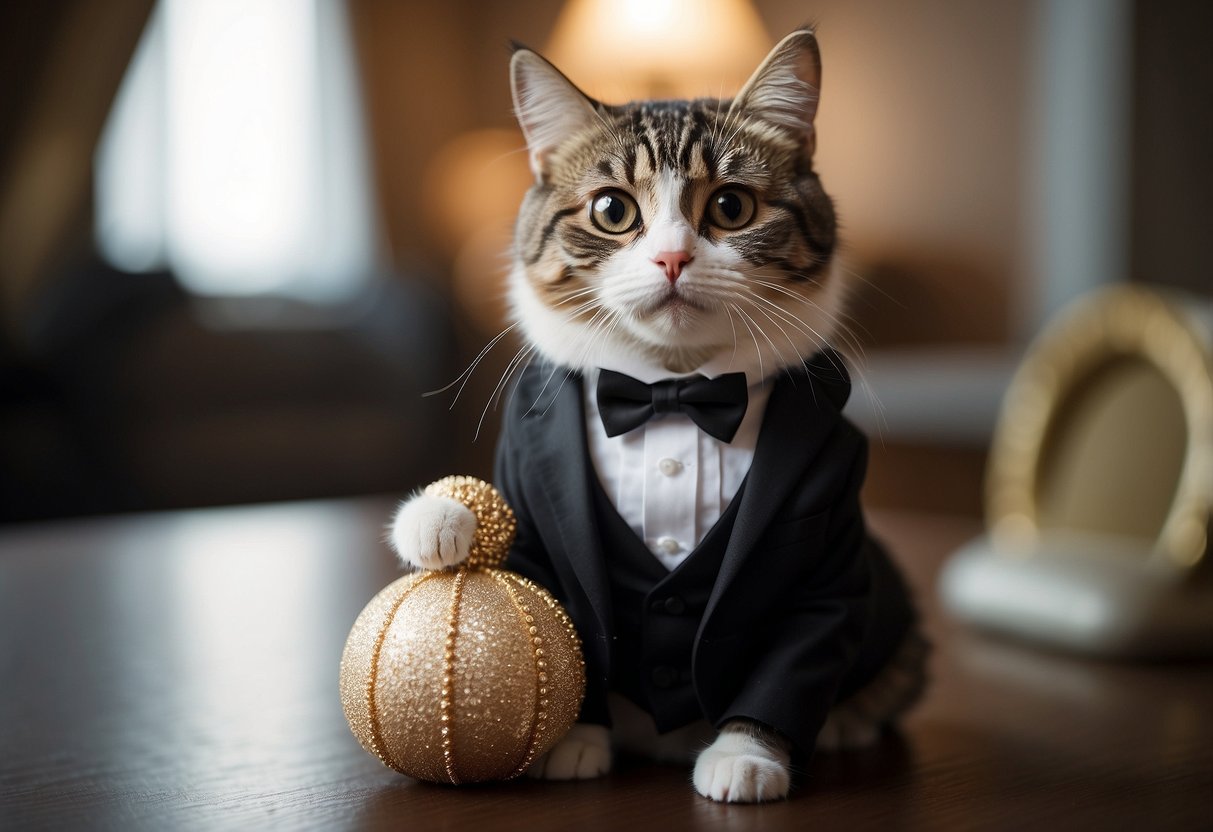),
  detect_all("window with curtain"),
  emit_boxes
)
[94,0,380,307]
